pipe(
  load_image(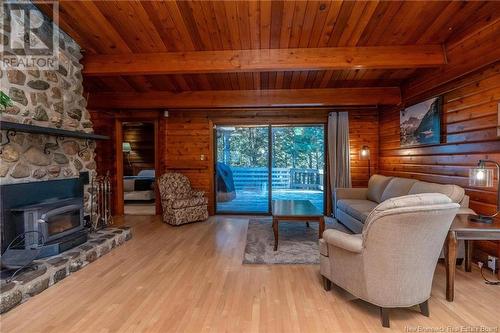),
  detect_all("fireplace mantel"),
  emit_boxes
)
[0,121,109,141]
